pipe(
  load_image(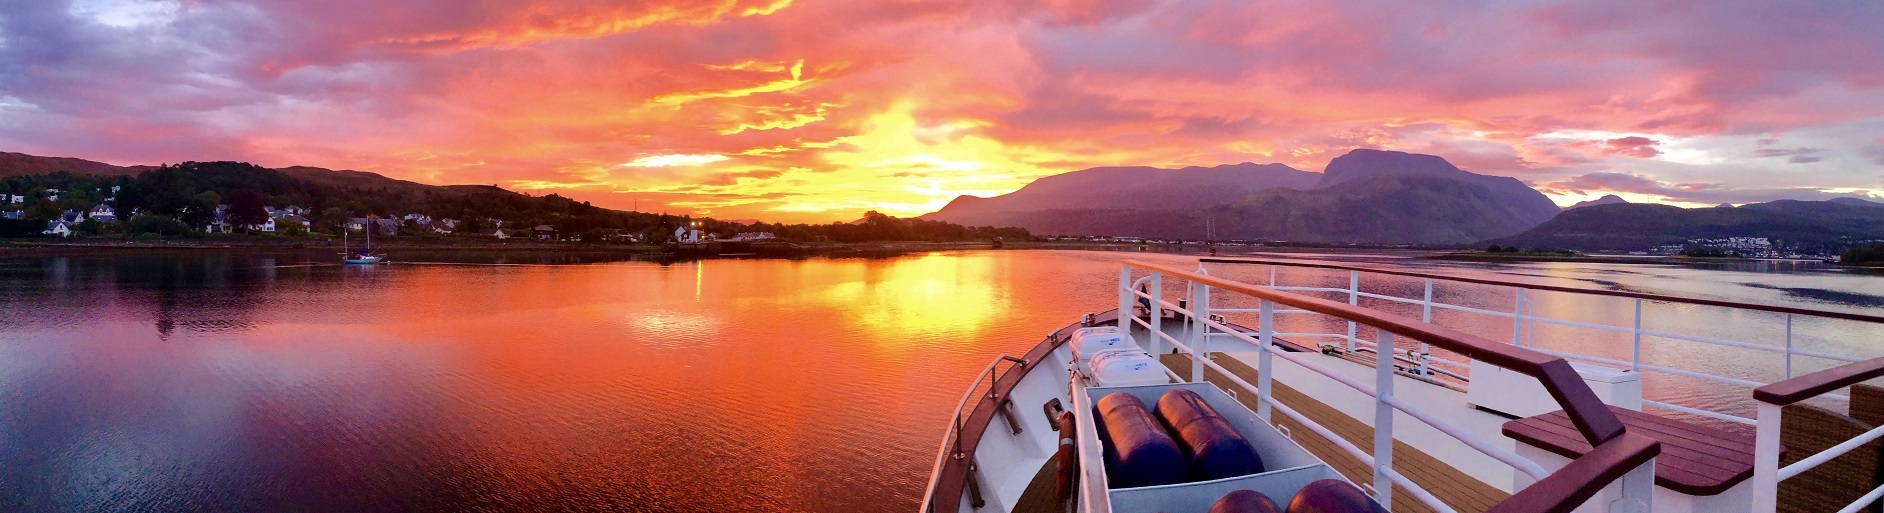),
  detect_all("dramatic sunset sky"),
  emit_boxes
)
[2,0,1882,222]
